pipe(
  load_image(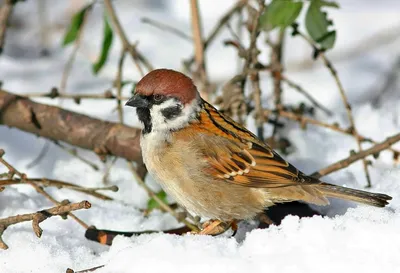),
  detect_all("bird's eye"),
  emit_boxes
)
[154,94,163,102]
